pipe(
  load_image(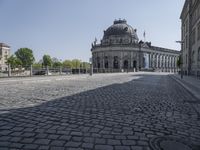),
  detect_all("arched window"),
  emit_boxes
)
[133,60,137,68]
[97,57,100,68]
[104,56,108,68]
[192,51,195,63]
[124,60,128,69]
[113,56,119,69]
